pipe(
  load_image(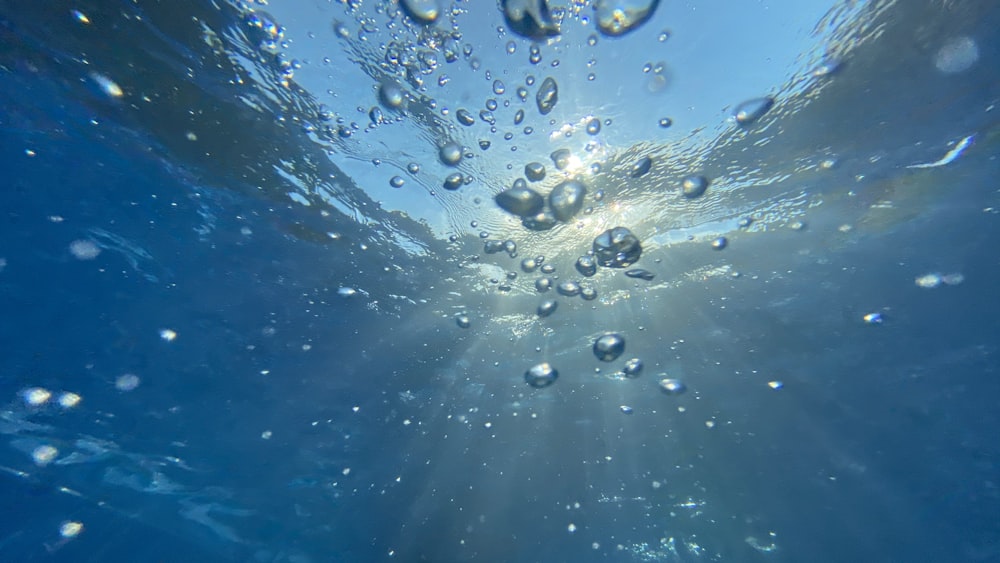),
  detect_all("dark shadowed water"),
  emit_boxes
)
[1,0,999,561]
